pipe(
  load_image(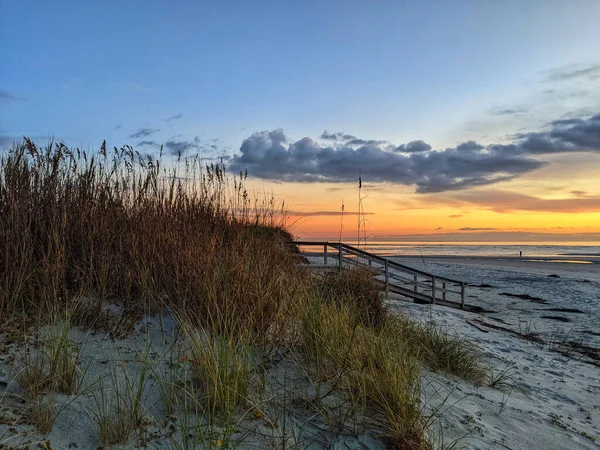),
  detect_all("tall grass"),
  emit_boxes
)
[0,139,298,336]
